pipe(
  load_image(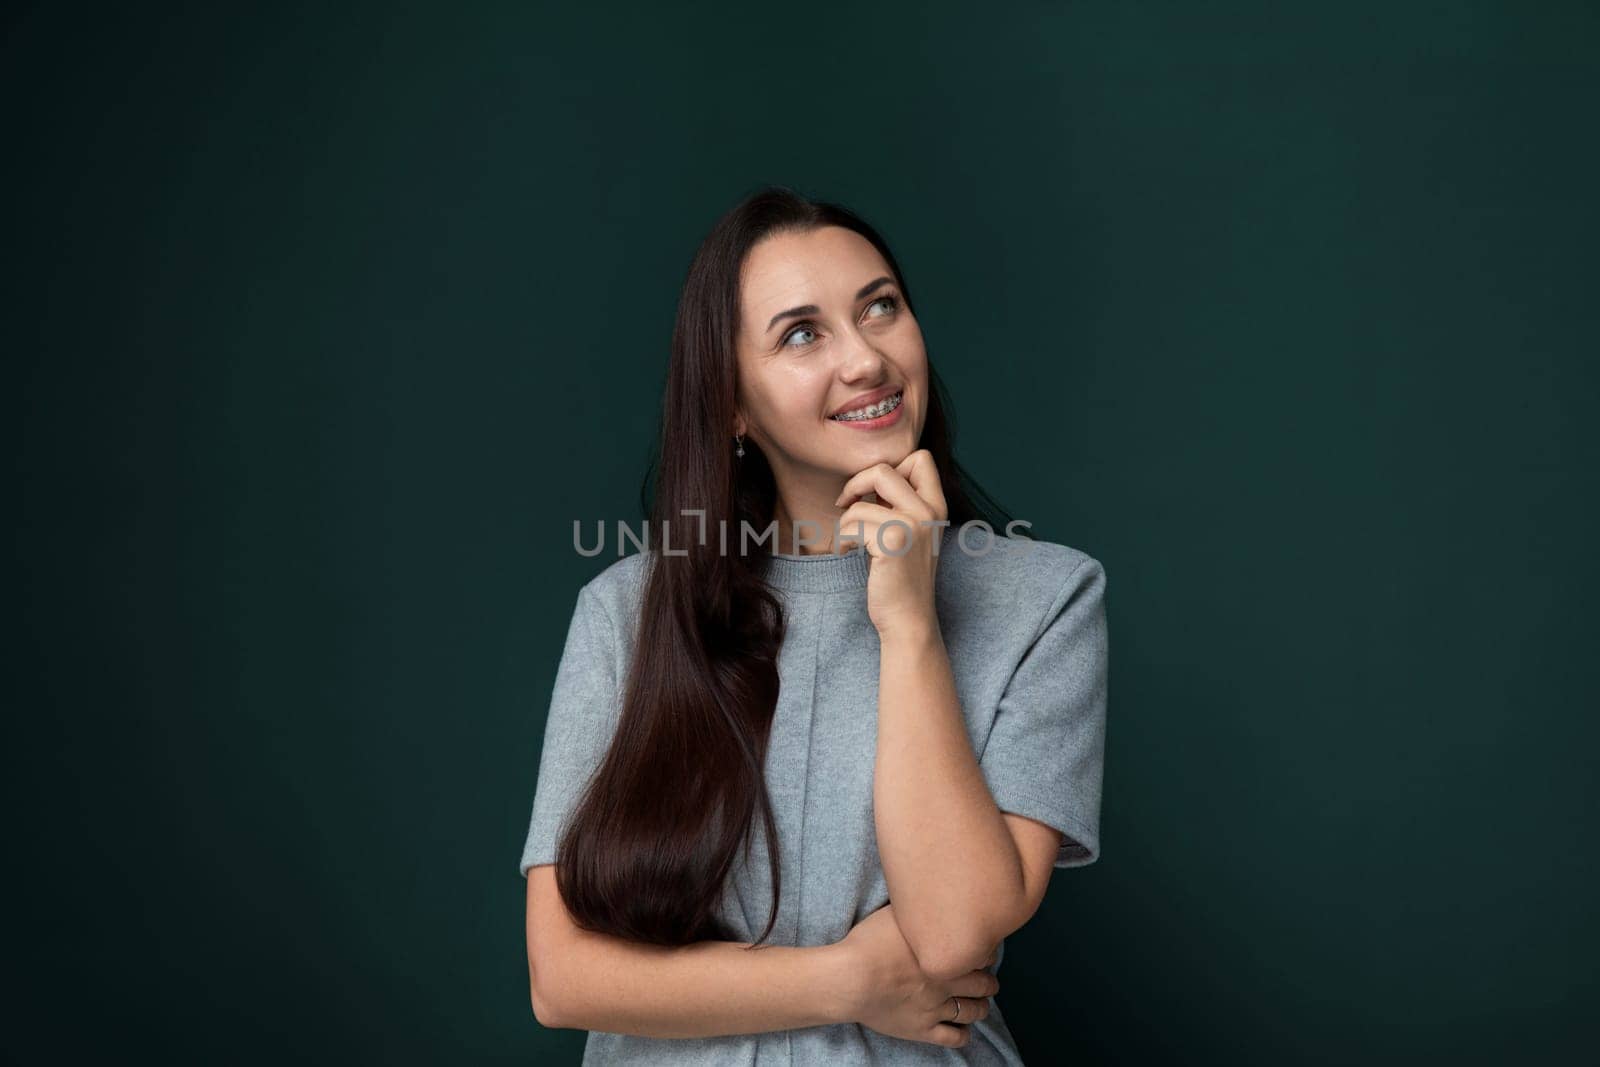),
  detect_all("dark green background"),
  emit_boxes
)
[10,1,1596,1063]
